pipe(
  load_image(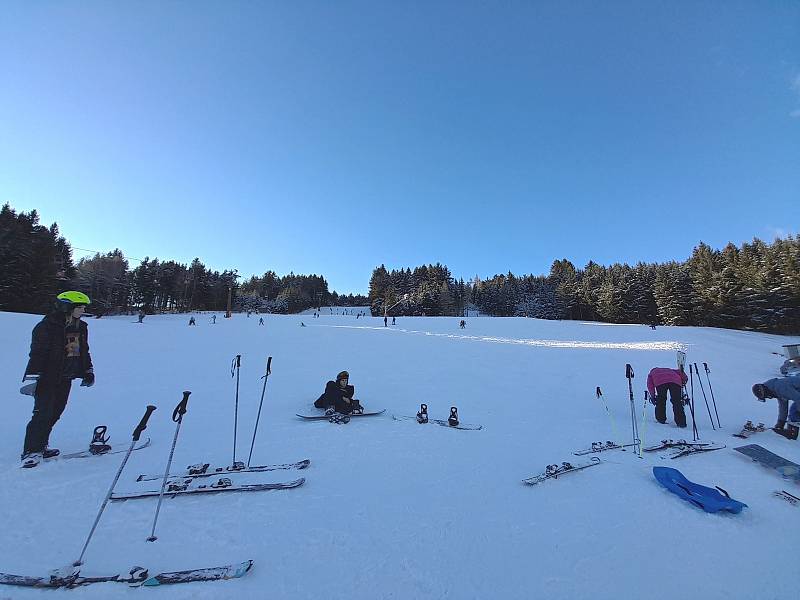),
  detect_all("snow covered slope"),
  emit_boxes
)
[1,311,798,599]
